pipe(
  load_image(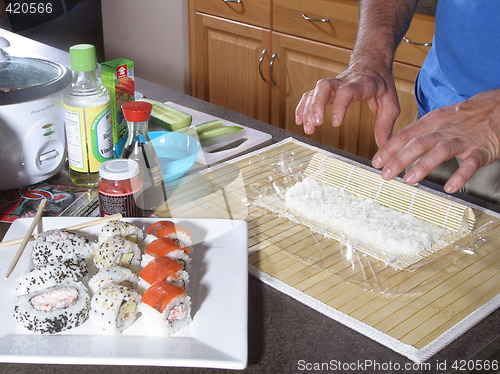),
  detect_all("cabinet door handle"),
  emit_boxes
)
[259,49,267,82]
[222,0,243,3]
[402,36,432,47]
[269,53,278,86]
[301,13,330,23]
